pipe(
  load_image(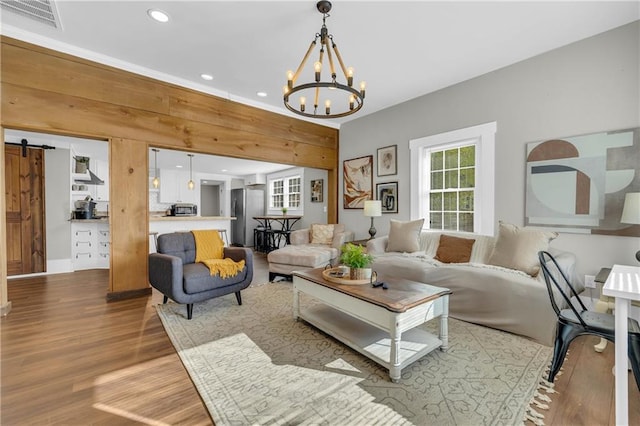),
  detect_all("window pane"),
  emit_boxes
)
[430,212,443,229]
[443,192,457,211]
[459,191,474,211]
[443,212,457,230]
[460,145,475,167]
[431,171,443,190]
[430,192,442,211]
[444,170,458,189]
[460,167,475,188]
[459,213,474,232]
[431,151,443,171]
[445,149,458,169]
